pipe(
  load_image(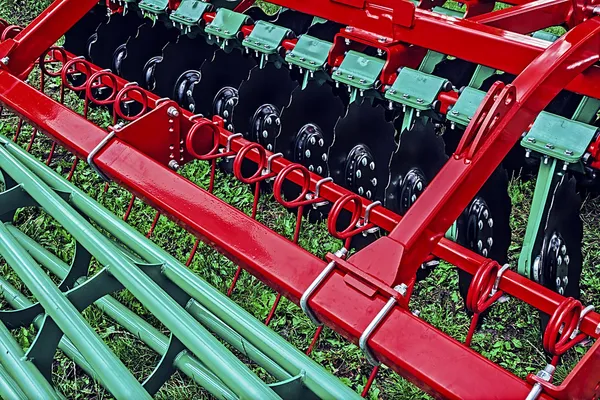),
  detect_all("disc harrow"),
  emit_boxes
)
[0,0,599,398]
